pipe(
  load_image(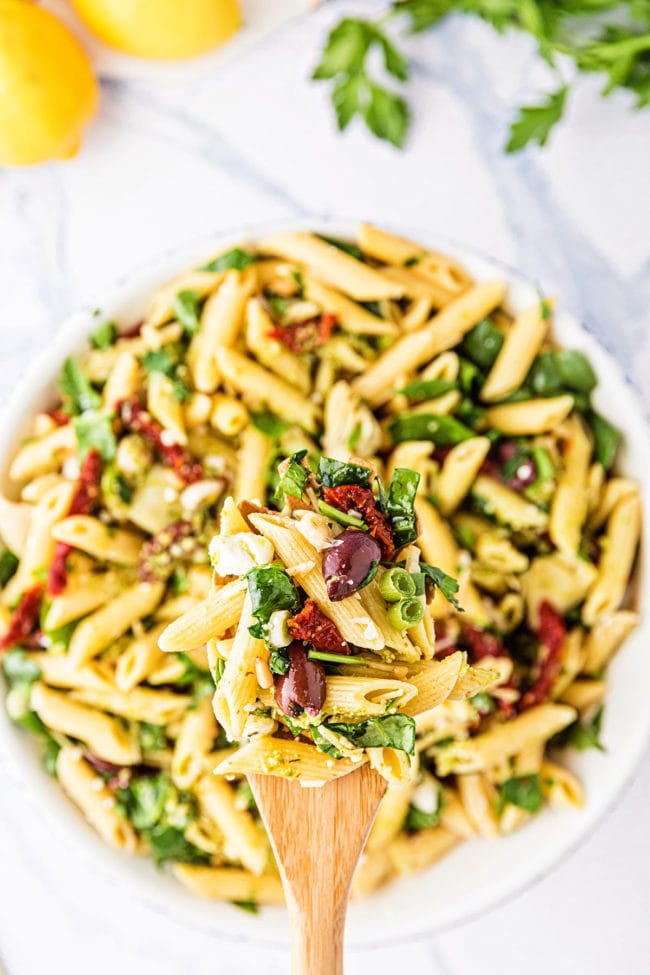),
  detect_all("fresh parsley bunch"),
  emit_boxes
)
[312,1,650,150]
